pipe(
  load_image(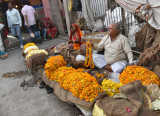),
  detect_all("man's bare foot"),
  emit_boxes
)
[104,64,113,72]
